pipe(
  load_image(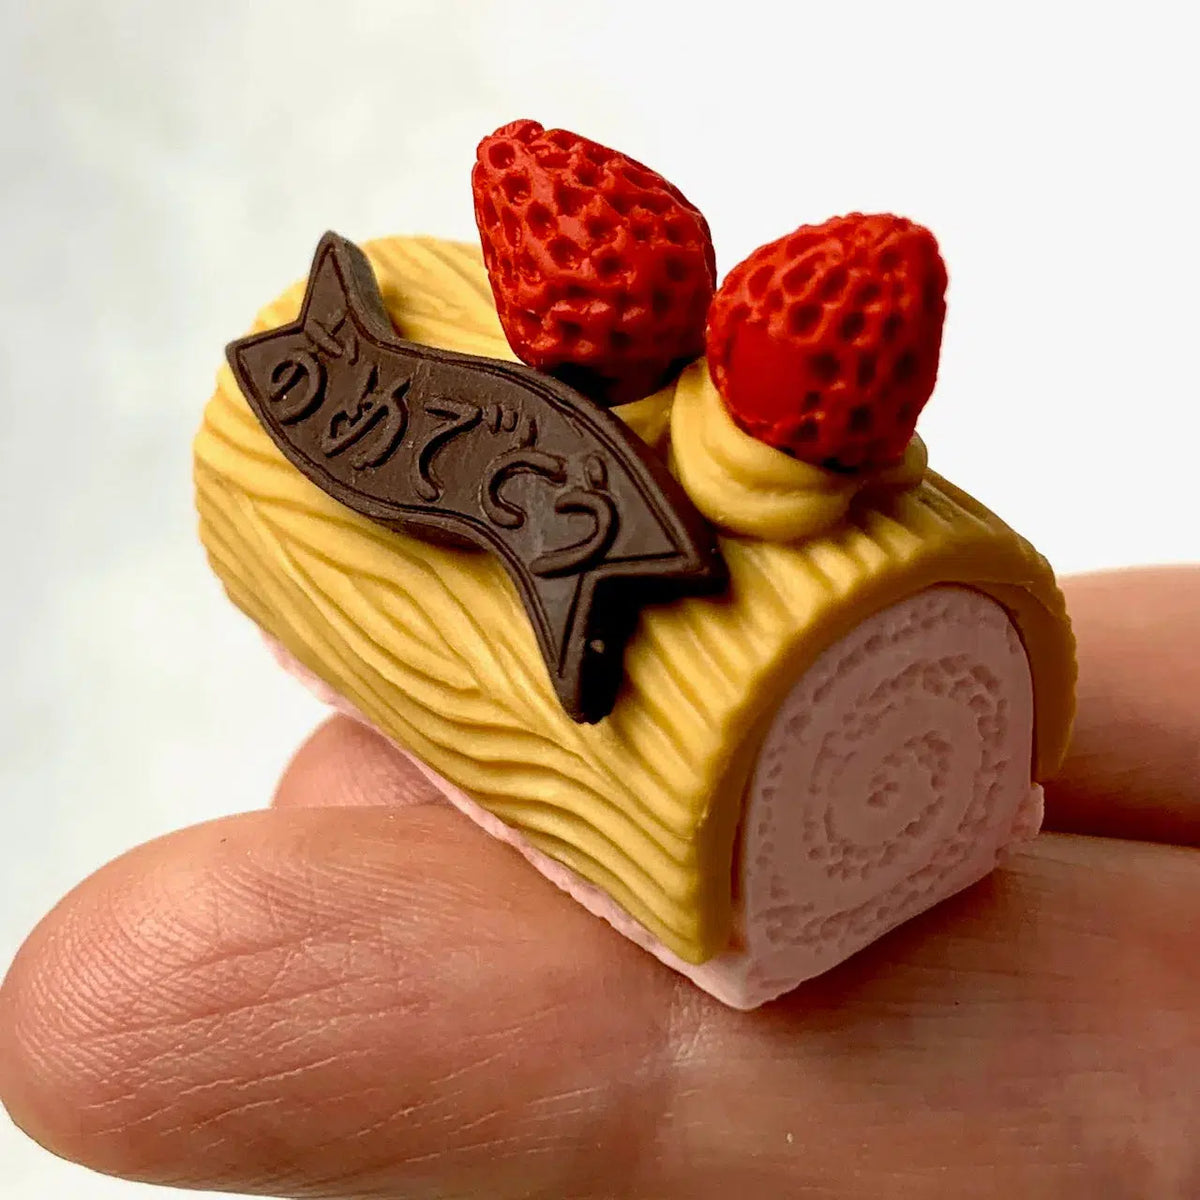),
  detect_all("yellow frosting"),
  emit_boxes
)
[193,236,1076,965]
[670,358,928,541]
